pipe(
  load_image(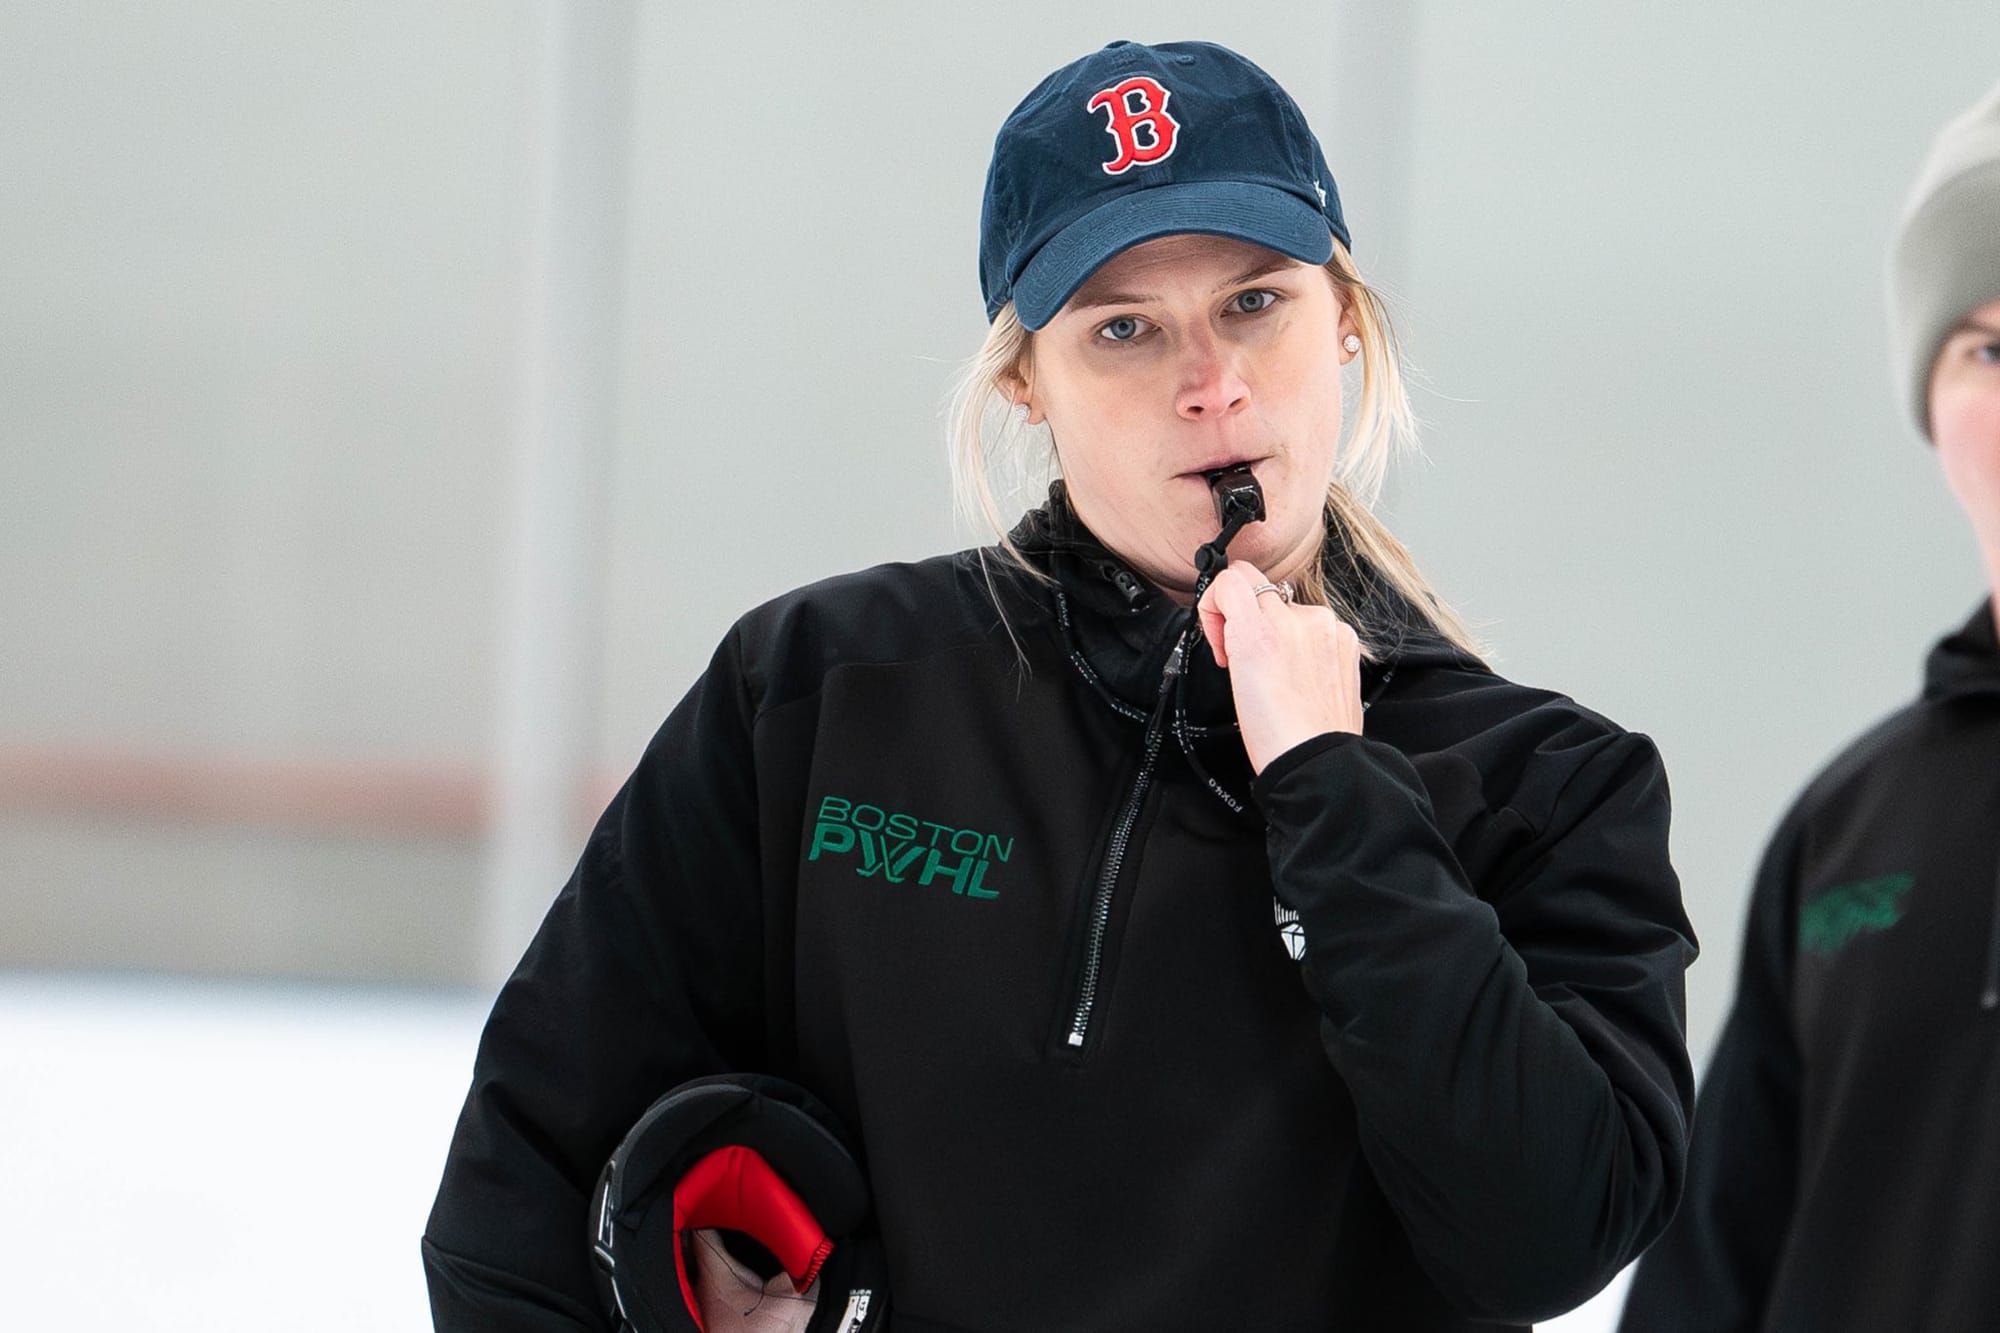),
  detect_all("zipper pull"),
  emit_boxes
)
[1142,632,1189,744]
